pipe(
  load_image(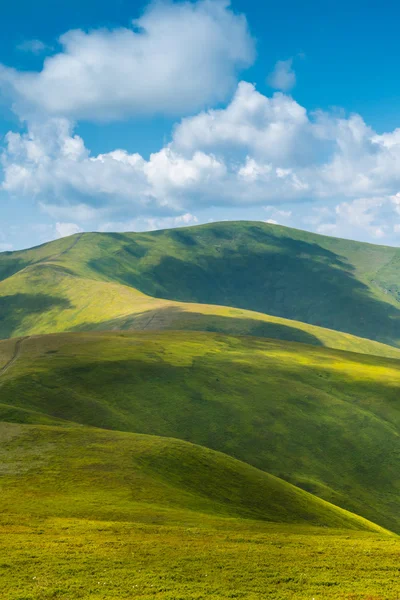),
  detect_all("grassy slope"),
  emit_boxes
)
[2,220,400,347]
[3,422,399,600]
[0,422,383,531]
[3,225,400,599]
[1,251,400,360]
[2,220,400,345]
[2,330,400,532]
